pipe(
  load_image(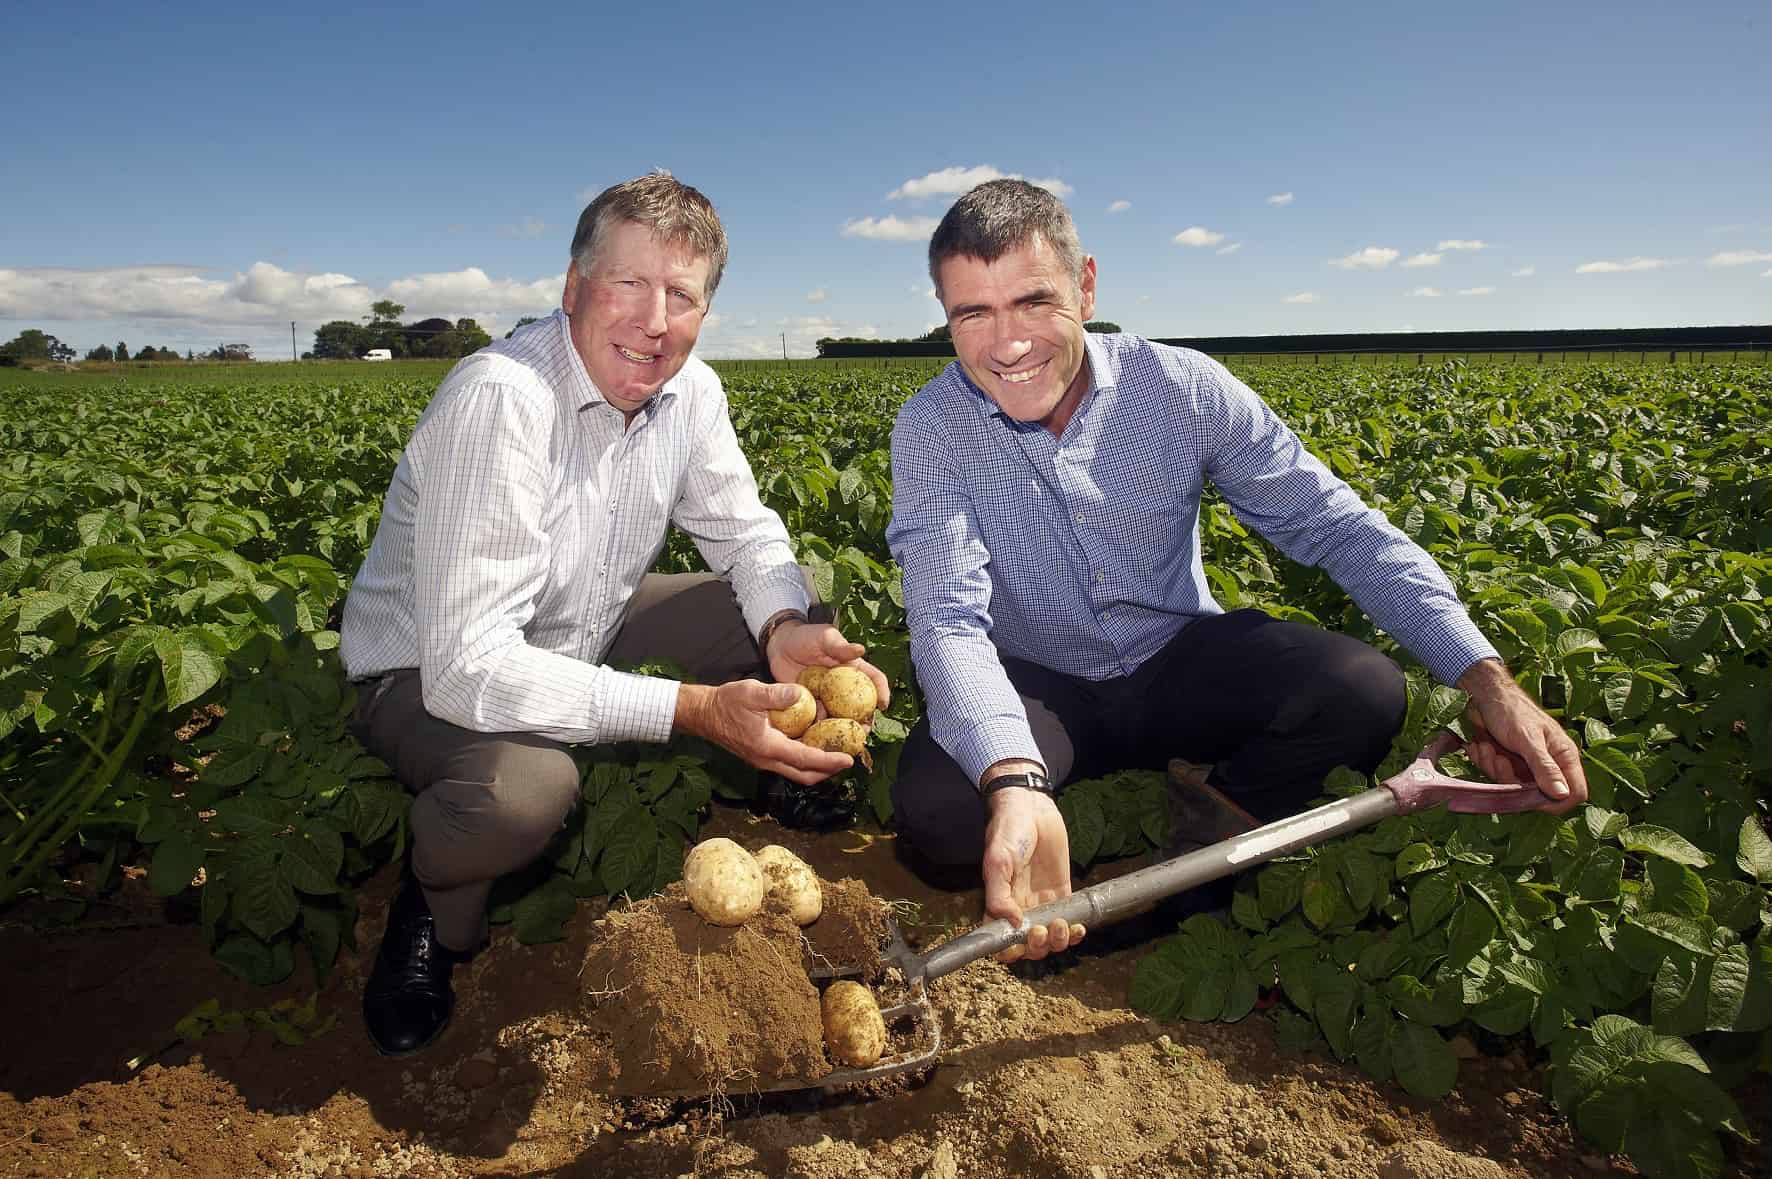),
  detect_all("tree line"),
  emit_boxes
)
[308,300,493,360]
[815,320,1122,356]
[0,329,251,365]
